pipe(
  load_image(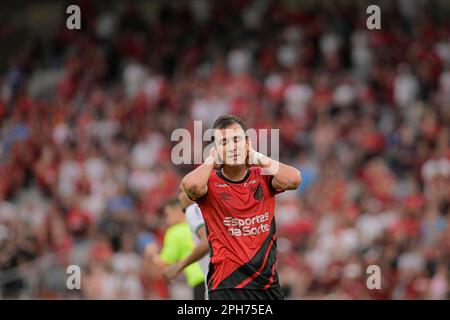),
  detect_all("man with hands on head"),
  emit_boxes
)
[181,114,301,300]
